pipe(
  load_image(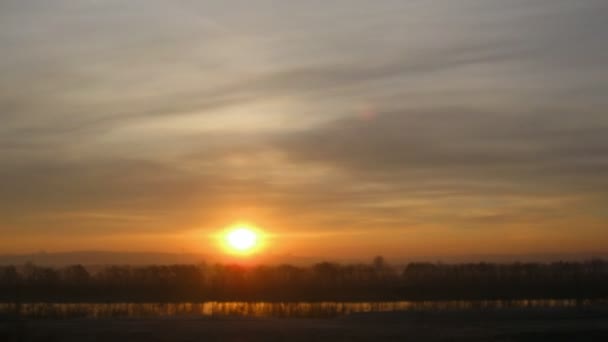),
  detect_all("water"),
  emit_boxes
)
[1,299,604,319]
